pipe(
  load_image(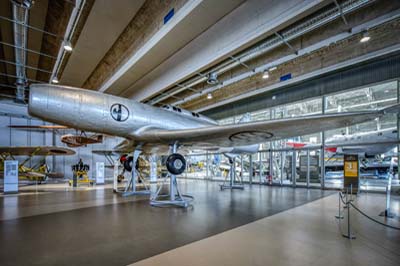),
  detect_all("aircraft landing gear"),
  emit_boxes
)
[117,150,150,197]
[165,153,186,175]
[150,143,193,208]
